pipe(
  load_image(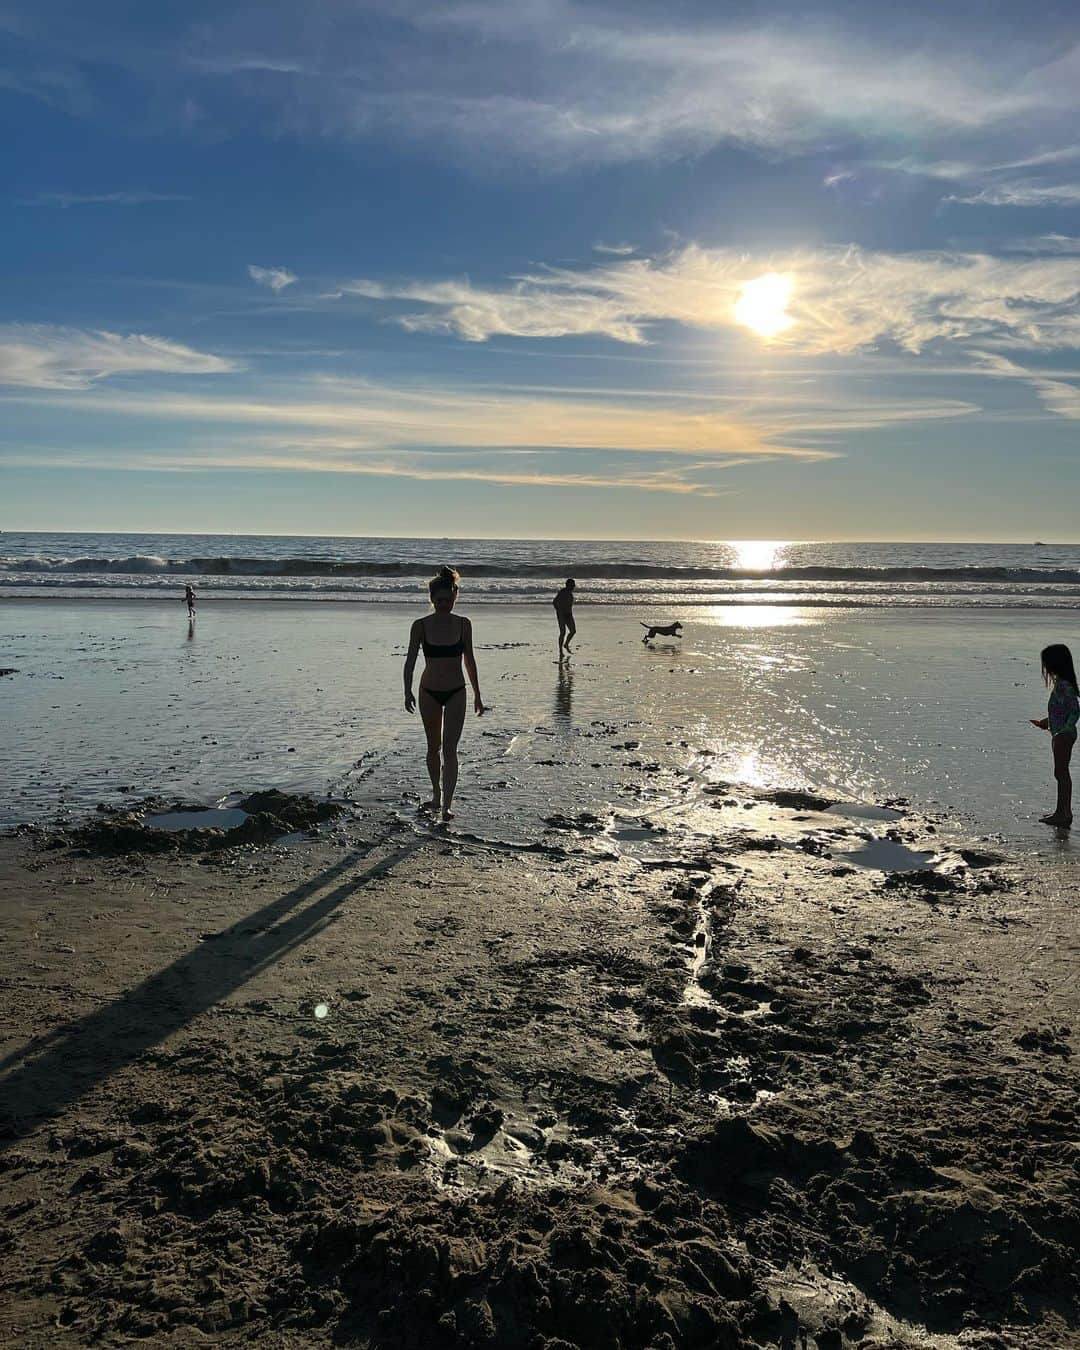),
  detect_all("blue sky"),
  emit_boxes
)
[2,0,1079,540]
